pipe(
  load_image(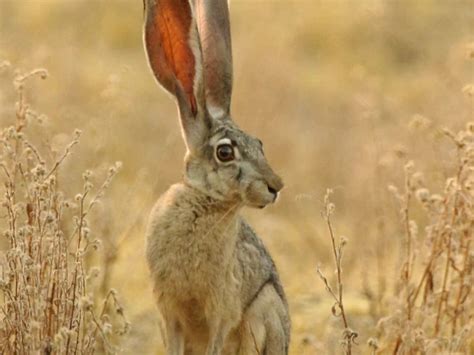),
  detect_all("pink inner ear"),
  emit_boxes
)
[146,0,198,116]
